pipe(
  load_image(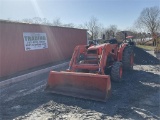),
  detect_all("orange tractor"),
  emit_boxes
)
[45,39,134,101]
